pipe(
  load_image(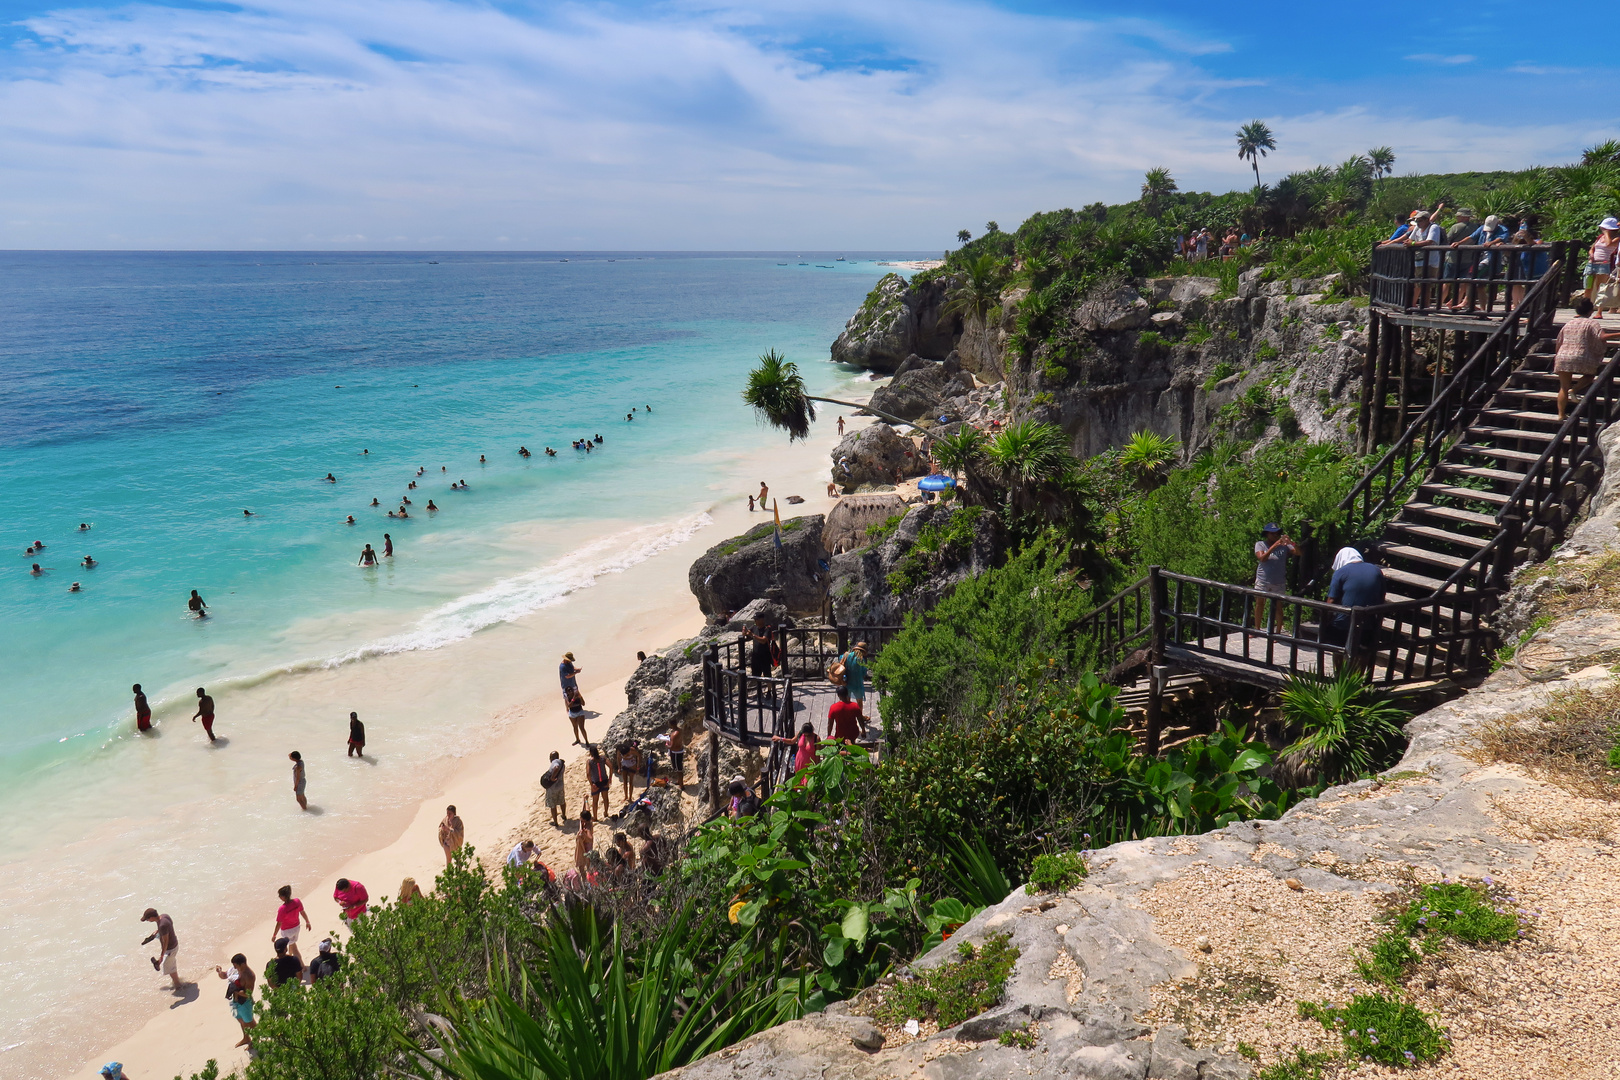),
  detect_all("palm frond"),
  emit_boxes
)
[742,349,815,441]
